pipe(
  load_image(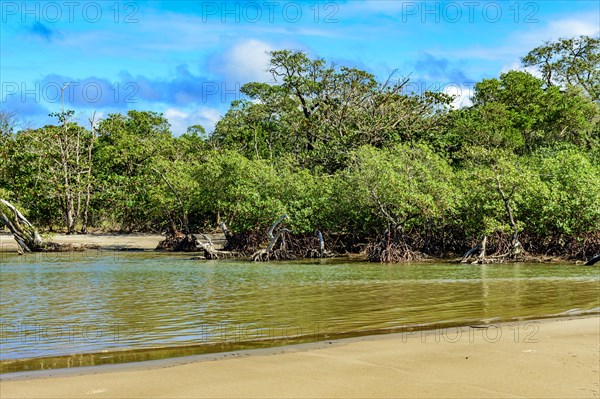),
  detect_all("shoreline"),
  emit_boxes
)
[0,233,591,264]
[1,312,597,376]
[1,316,598,398]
